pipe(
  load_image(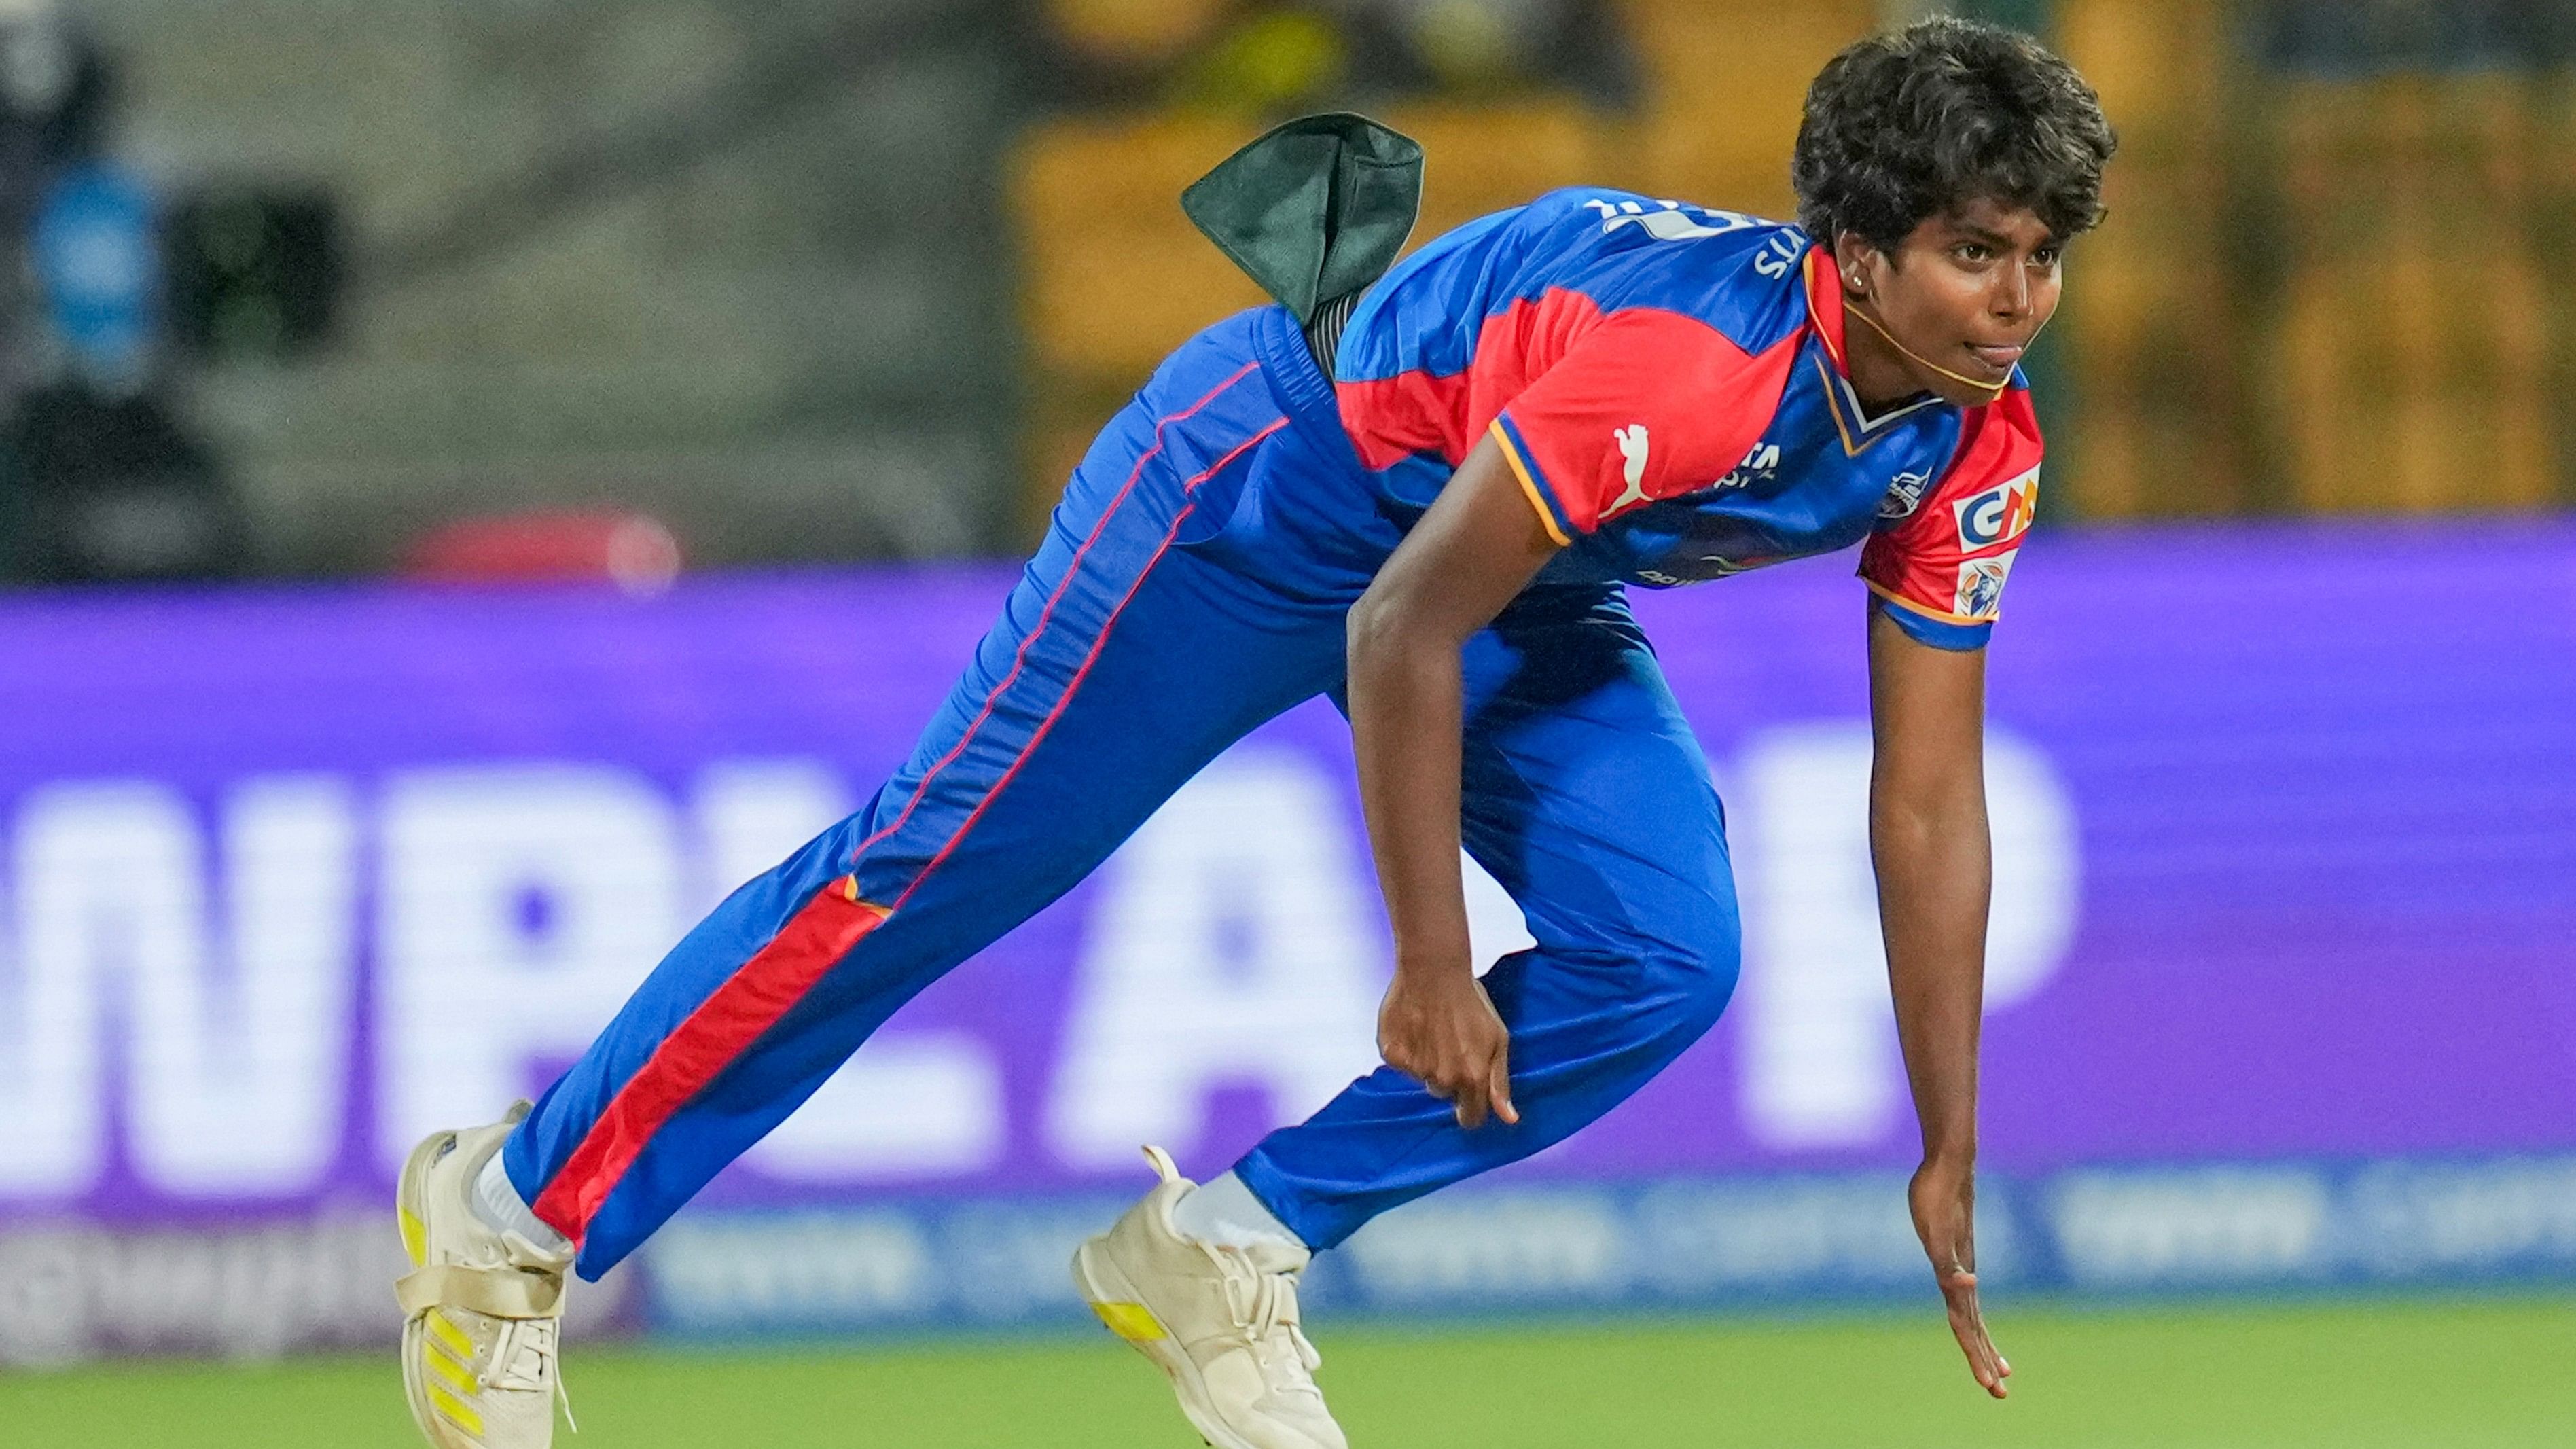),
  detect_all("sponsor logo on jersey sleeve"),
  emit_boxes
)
[1952,469,2041,550]
[1954,552,2017,620]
